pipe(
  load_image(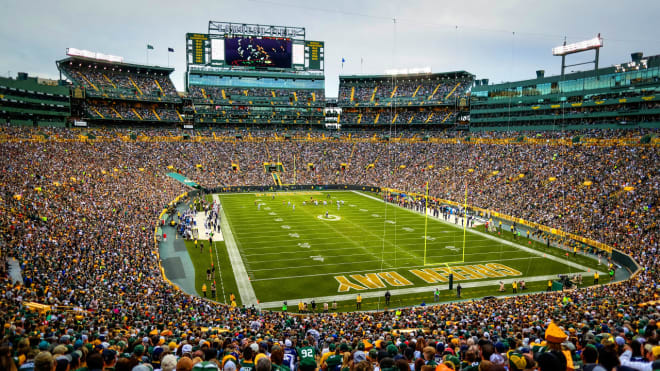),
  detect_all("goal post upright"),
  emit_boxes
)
[463,181,467,263]
[423,181,429,266]
[422,181,468,267]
